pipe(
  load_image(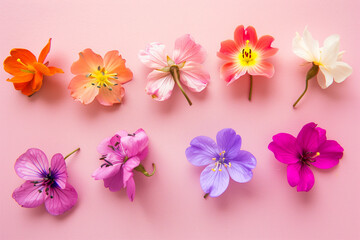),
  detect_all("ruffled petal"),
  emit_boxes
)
[330,61,352,83]
[216,128,241,160]
[15,148,49,180]
[217,40,239,60]
[38,38,51,63]
[12,181,46,208]
[44,183,78,216]
[180,63,209,92]
[256,35,278,58]
[220,62,246,85]
[247,61,275,78]
[68,75,99,104]
[227,151,256,183]
[103,50,133,84]
[103,170,124,192]
[145,71,174,101]
[126,177,136,201]
[71,49,104,75]
[320,34,340,66]
[138,42,168,69]
[186,136,219,166]
[297,164,315,192]
[292,31,316,62]
[173,34,206,64]
[92,163,121,180]
[50,153,67,189]
[296,122,321,153]
[317,66,333,89]
[268,133,300,164]
[311,140,343,169]
[200,163,230,197]
[287,162,301,187]
[96,82,125,106]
